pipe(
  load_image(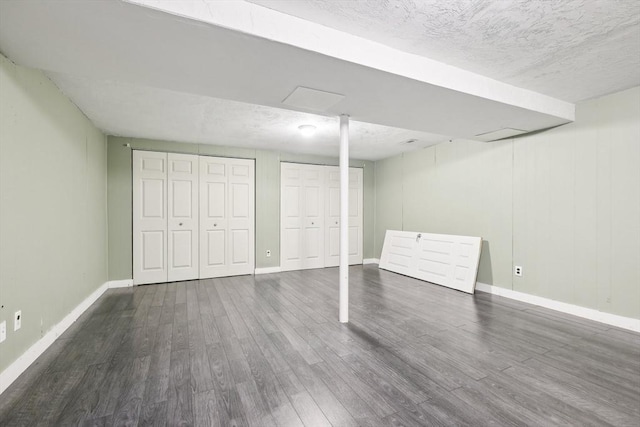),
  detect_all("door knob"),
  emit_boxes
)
[179,222,183,226]
[214,223,217,227]
[335,221,338,224]
[311,222,314,225]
